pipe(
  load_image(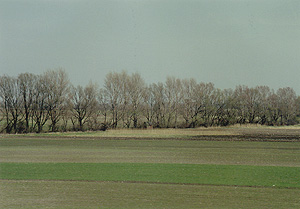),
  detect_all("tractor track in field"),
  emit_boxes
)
[1,179,299,190]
